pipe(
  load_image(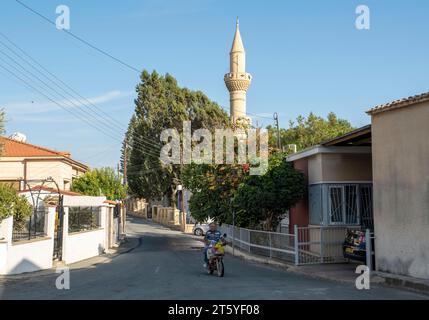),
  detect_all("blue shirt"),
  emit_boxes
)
[204,230,222,245]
